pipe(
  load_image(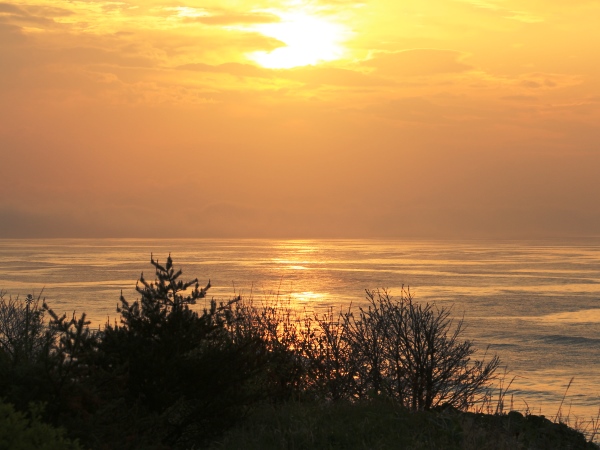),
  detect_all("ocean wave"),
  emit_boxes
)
[537,308,600,324]
[538,334,600,346]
